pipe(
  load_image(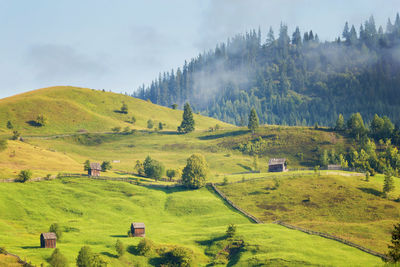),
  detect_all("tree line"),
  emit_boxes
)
[135,14,400,127]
